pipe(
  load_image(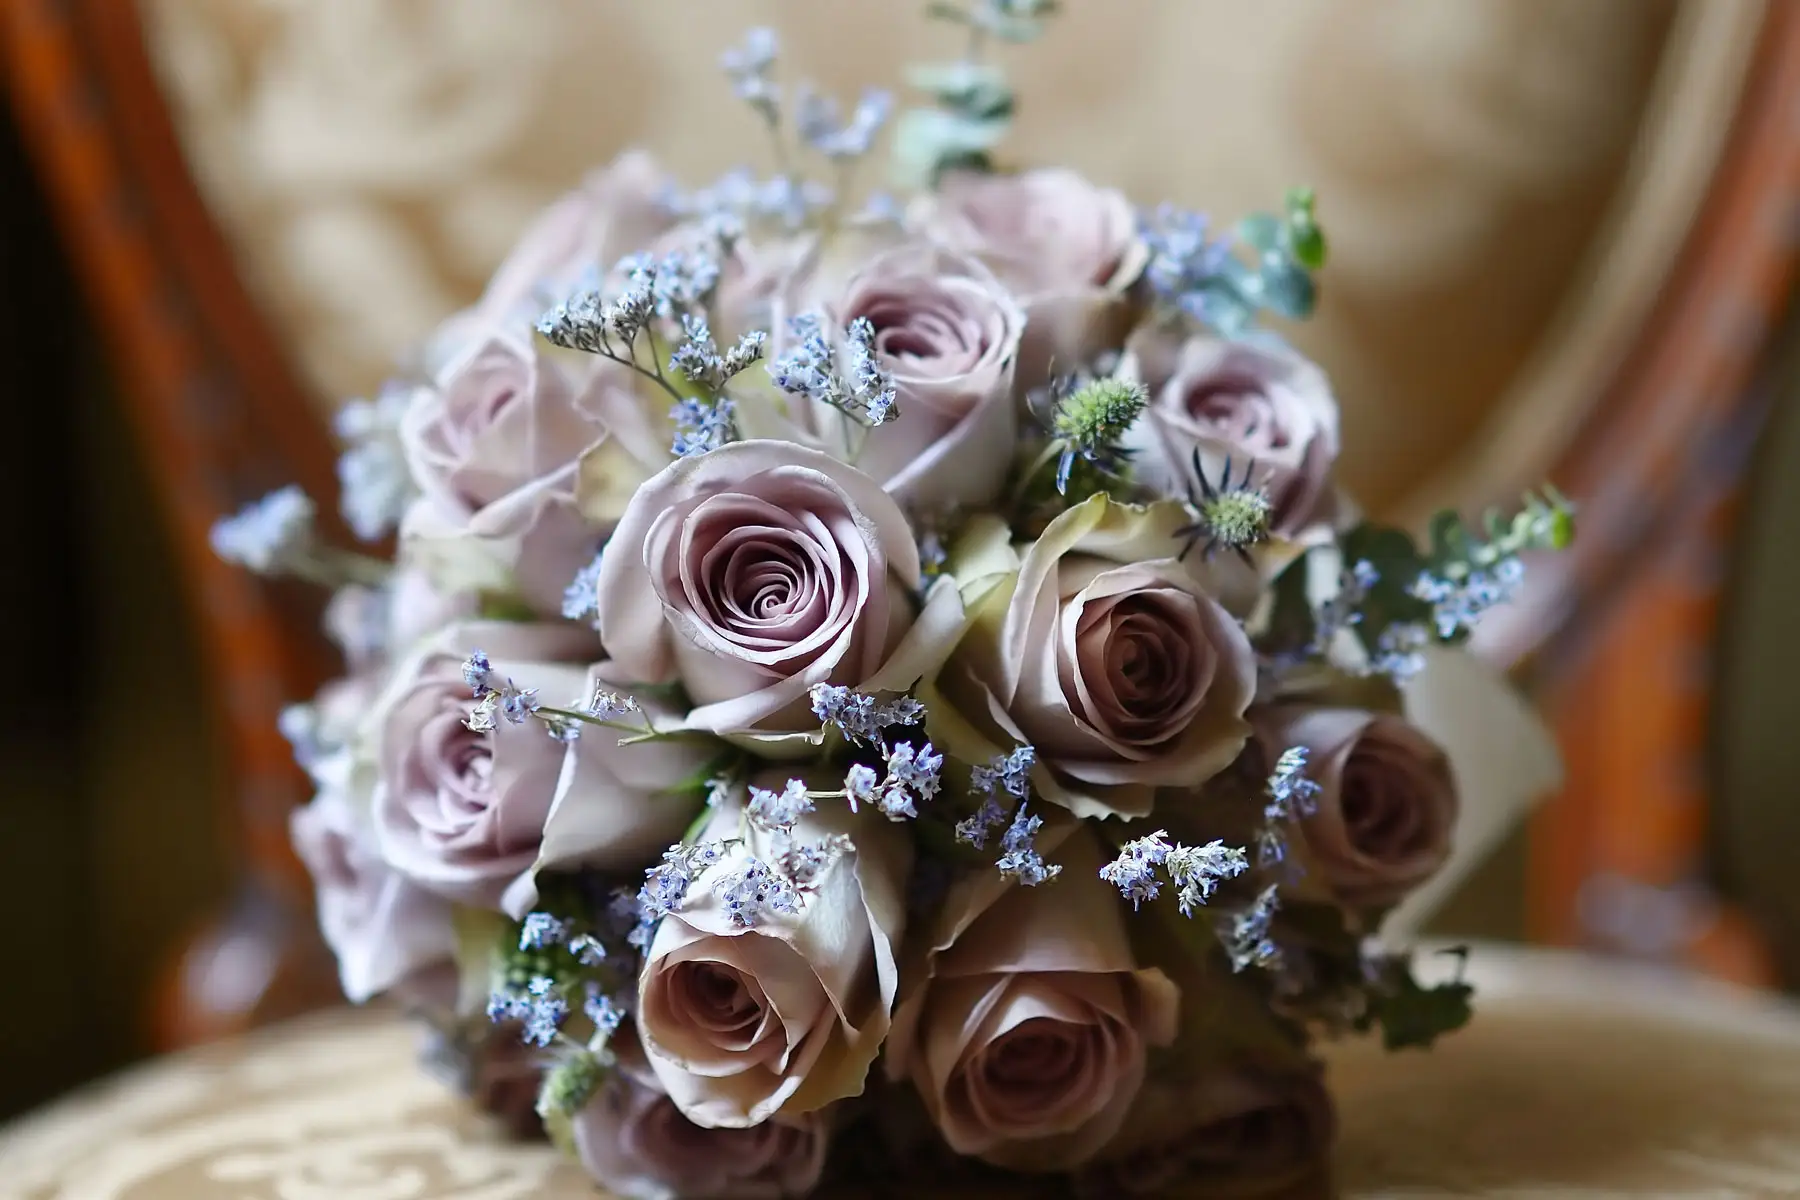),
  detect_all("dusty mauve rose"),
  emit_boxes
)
[1121,334,1341,538]
[369,621,696,911]
[636,787,909,1128]
[1255,707,1459,910]
[573,1028,830,1199]
[594,439,961,738]
[400,328,663,617]
[885,829,1178,1171]
[1076,1064,1334,1198]
[291,787,457,1004]
[475,150,674,327]
[916,168,1147,383]
[933,495,1258,820]
[783,242,1024,509]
